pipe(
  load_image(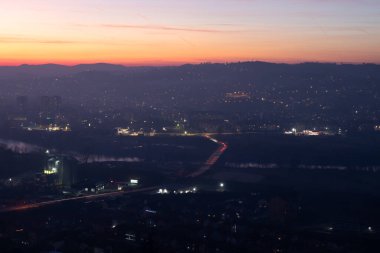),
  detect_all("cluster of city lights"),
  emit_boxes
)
[157,187,201,195]
[284,128,335,136]
[25,124,71,132]
[157,184,225,195]
[174,187,197,194]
